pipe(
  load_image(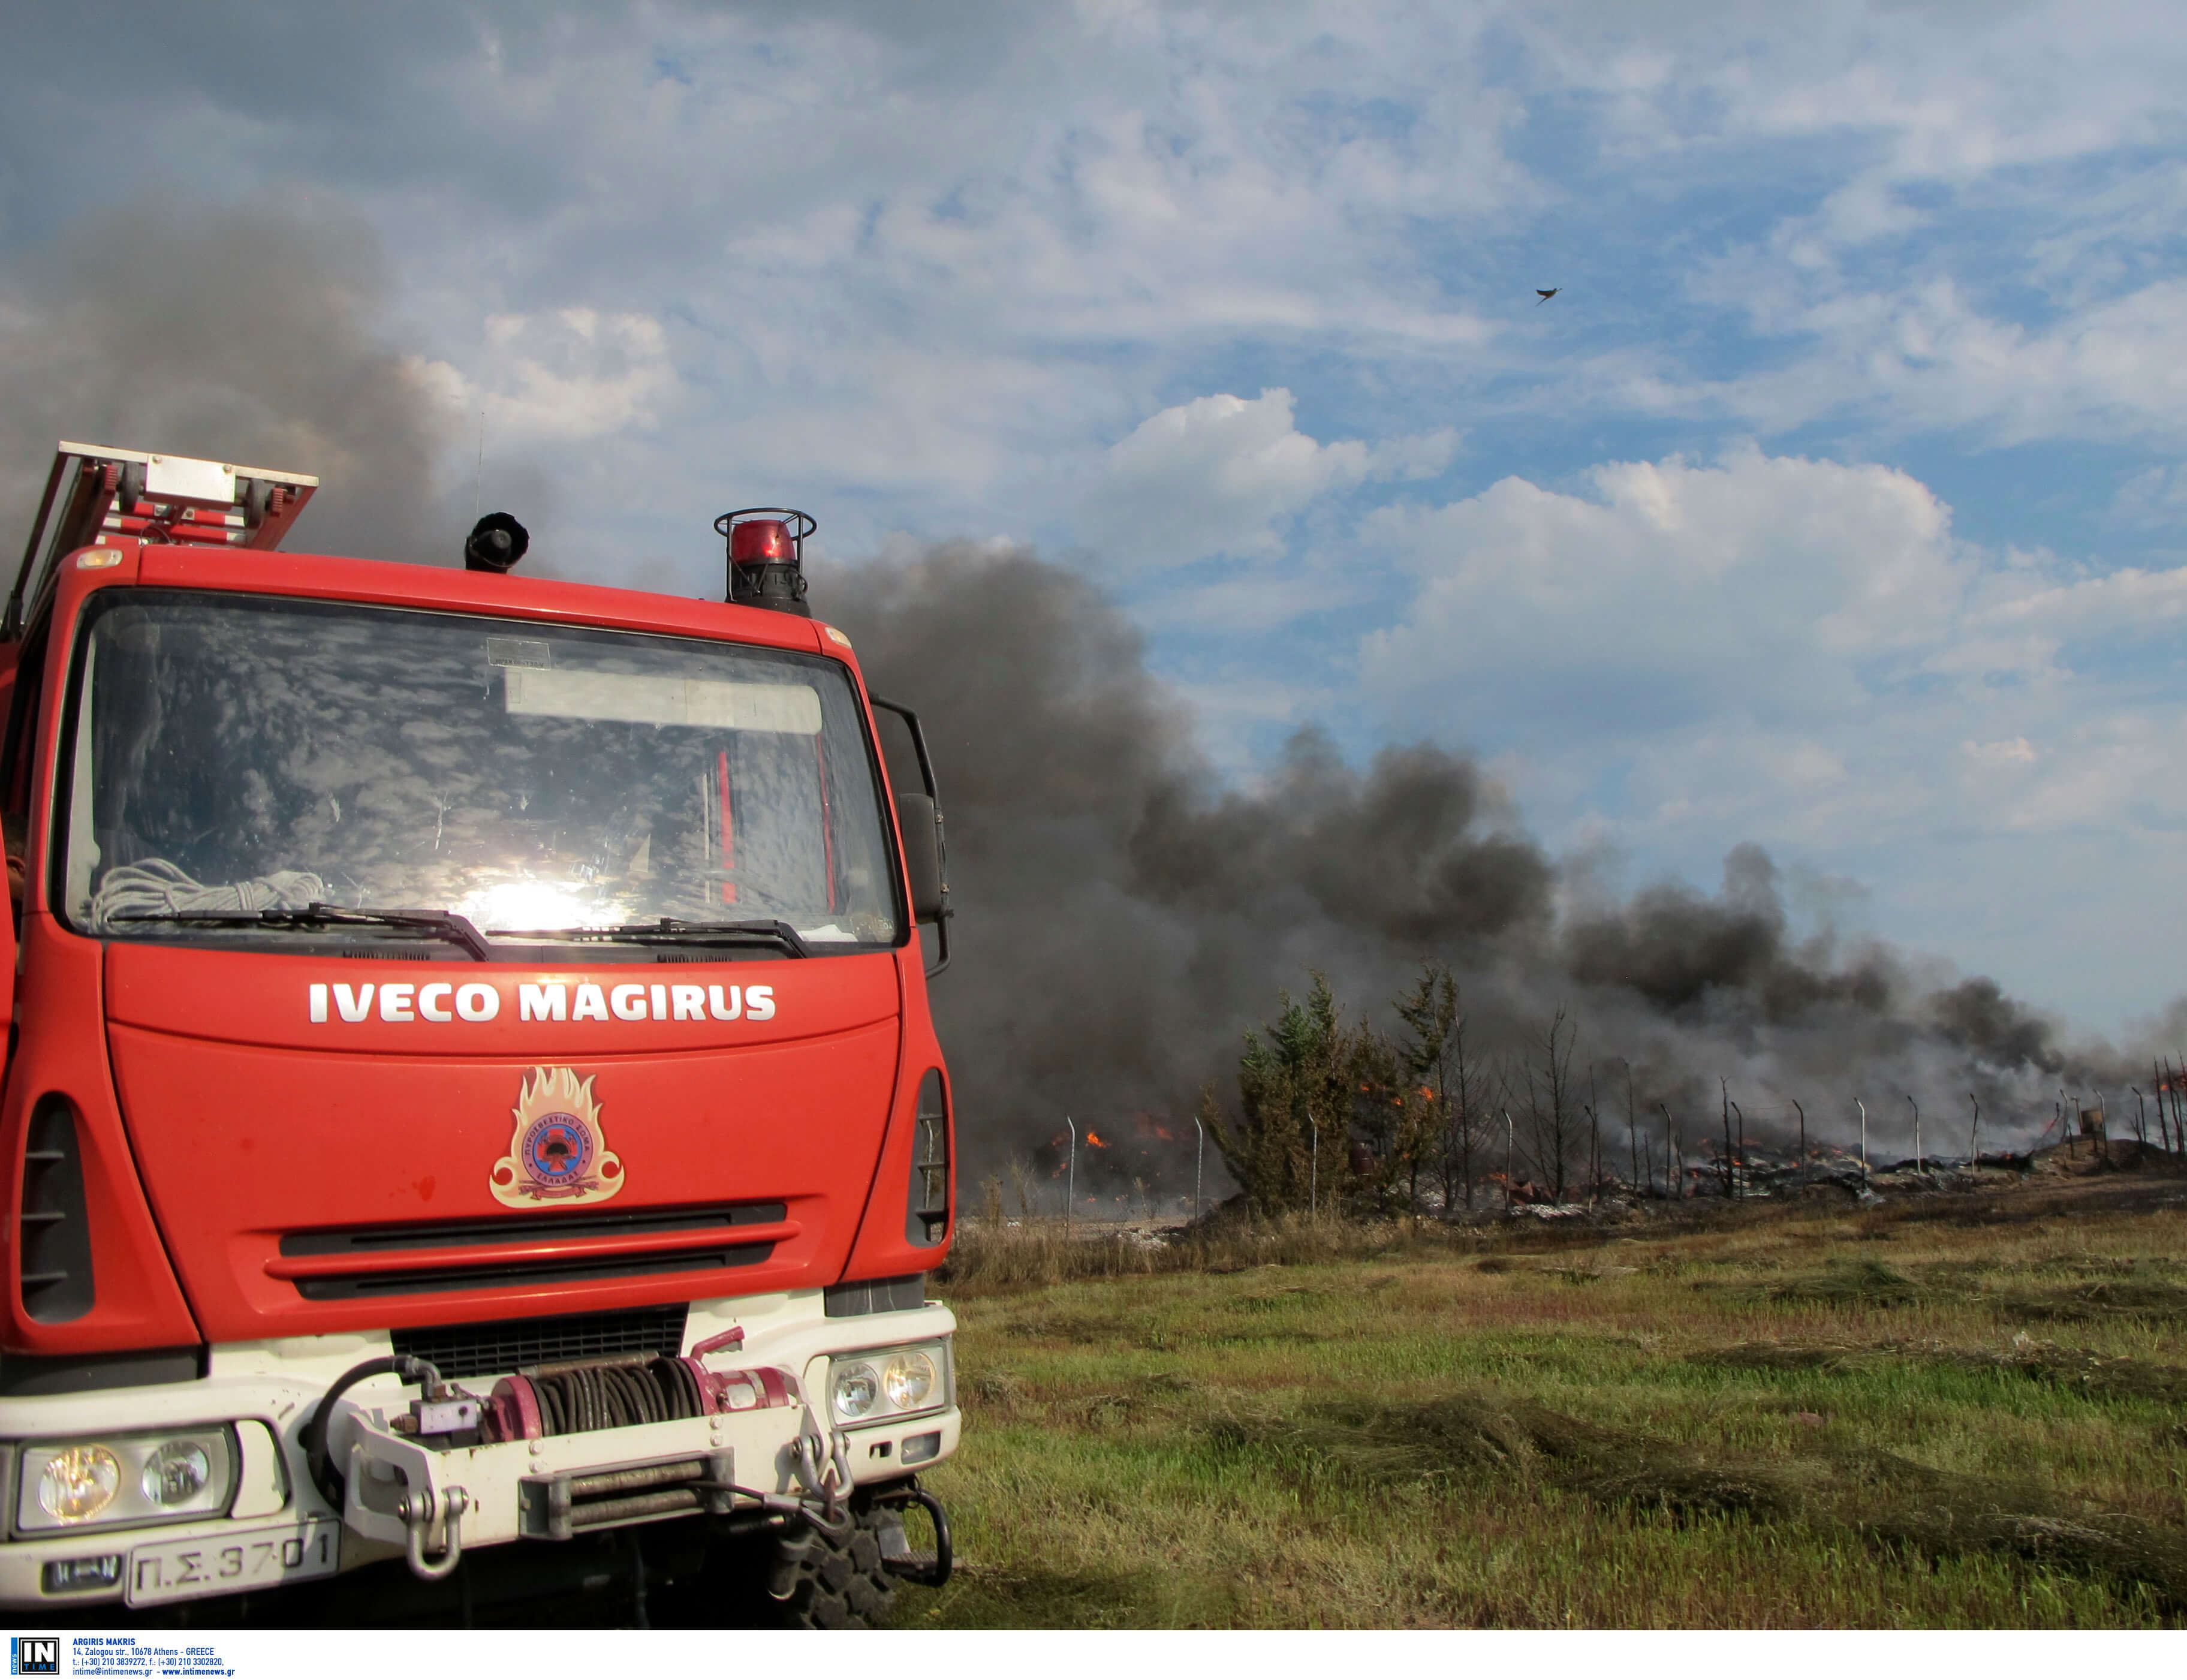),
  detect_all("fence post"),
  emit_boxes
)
[1192,1113,1204,1224]
[1308,1110,1318,1219]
